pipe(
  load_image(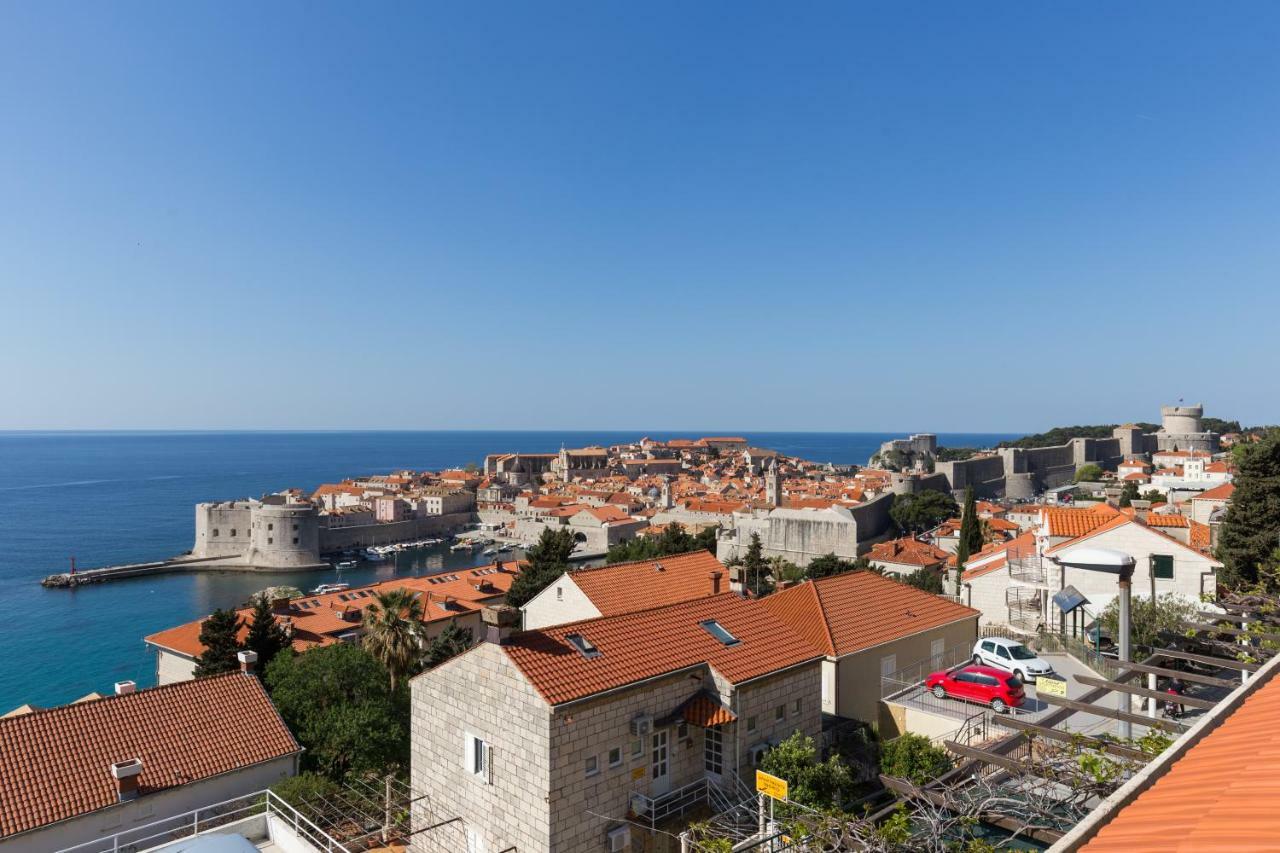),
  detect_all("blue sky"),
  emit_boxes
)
[2,2,1278,431]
